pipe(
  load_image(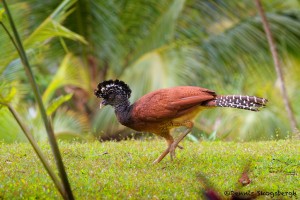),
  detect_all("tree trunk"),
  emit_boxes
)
[254,0,299,134]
